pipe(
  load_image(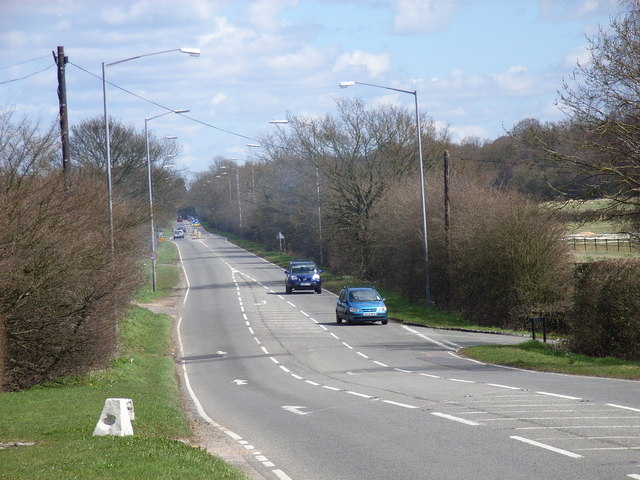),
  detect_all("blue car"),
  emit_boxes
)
[336,286,388,325]
[285,260,323,294]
